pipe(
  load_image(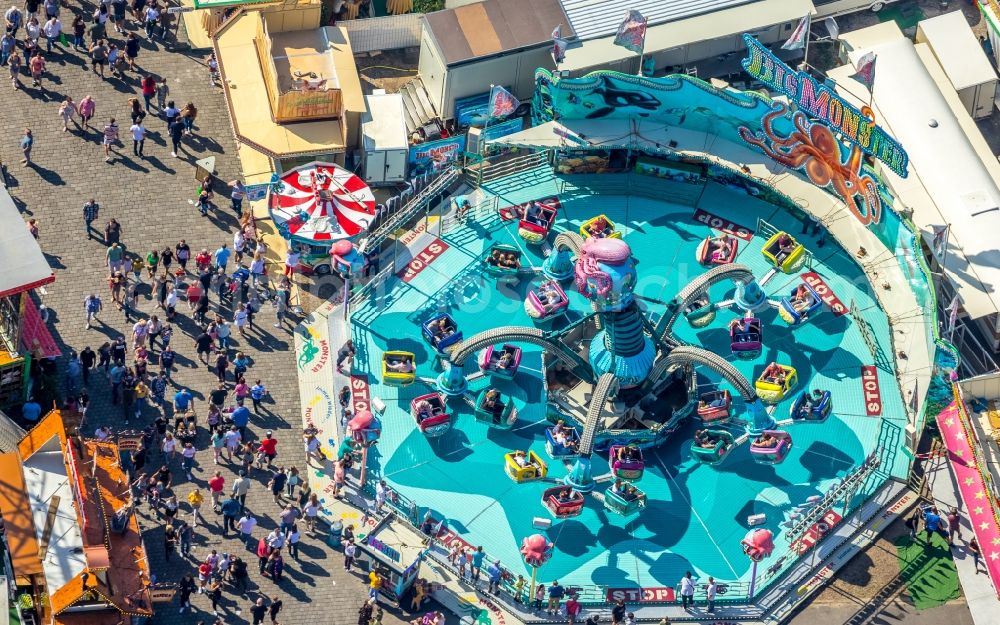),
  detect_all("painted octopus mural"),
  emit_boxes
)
[738,102,882,226]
